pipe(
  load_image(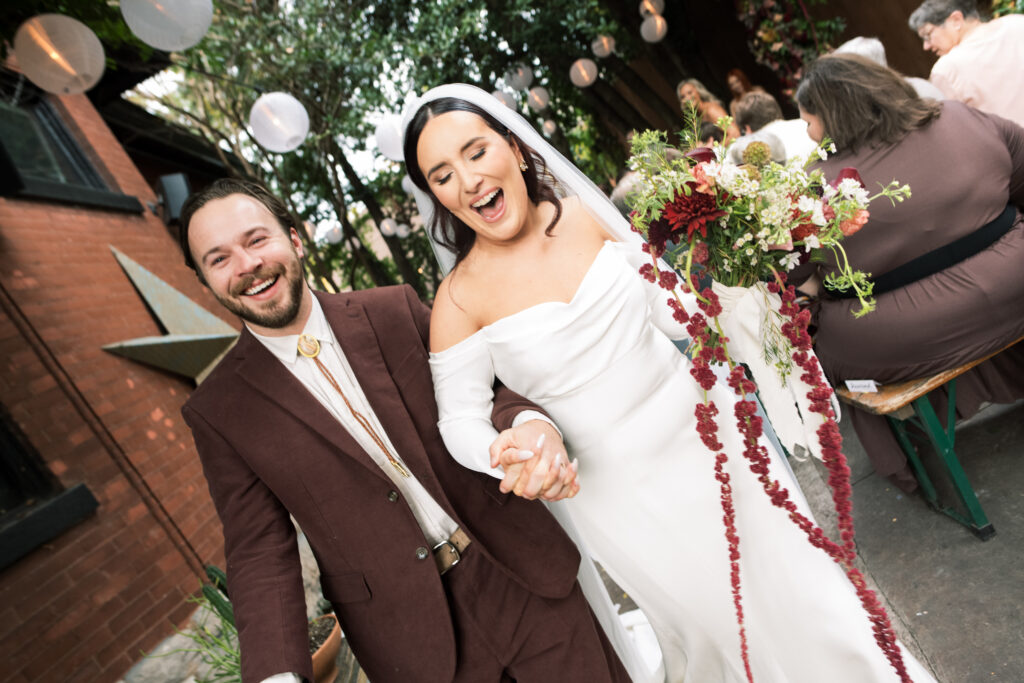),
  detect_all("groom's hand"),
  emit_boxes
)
[489,420,579,501]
